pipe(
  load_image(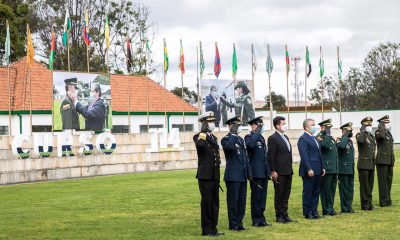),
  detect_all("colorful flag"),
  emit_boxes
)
[252,44,257,73]
[338,52,343,81]
[266,44,273,78]
[26,24,34,66]
[306,46,312,77]
[83,9,90,46]
[232,43,237,79]
[163,38,169,74]
[214,42,221,78]
[49,24,56,70]
[63,7,71,47]
[126,37,132,72]
[179,39,185,74]
[319,46,324,78]
[5,20,11,65]
[285,45,290,77]
[104,14,110,50]
[199,41,205,78]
